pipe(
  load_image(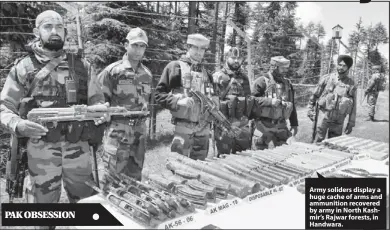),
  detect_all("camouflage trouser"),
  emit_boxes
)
[254,118,291,150]
[367,92,379,118]
[215,123,253,155]
[315,110,347,142]
[171,121,210,161]
[25,136,95,229]
[99,120,147,187]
